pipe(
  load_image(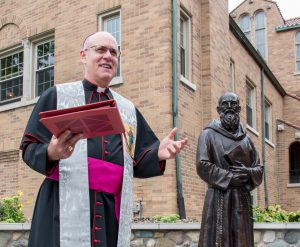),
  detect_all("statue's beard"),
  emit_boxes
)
[220,111,240,132]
